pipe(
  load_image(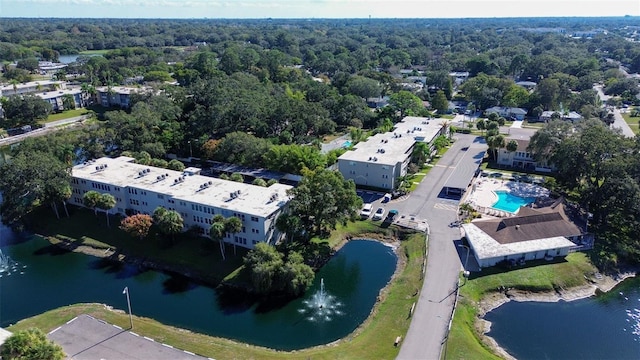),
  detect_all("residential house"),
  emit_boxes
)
[515,81,537,90]
[70,156,292,249]
[539,111,583,122]
[366,96,389,109]
[485,106,528,120]
[338,117,446,190]
[461,204,587,268]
